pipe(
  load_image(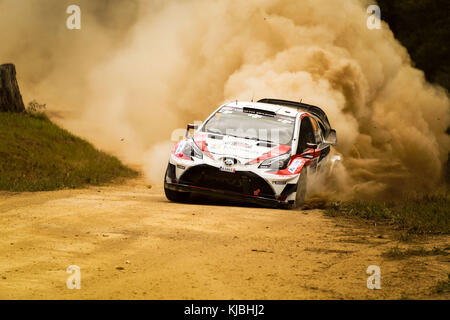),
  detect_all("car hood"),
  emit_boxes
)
[193,132,291,164]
